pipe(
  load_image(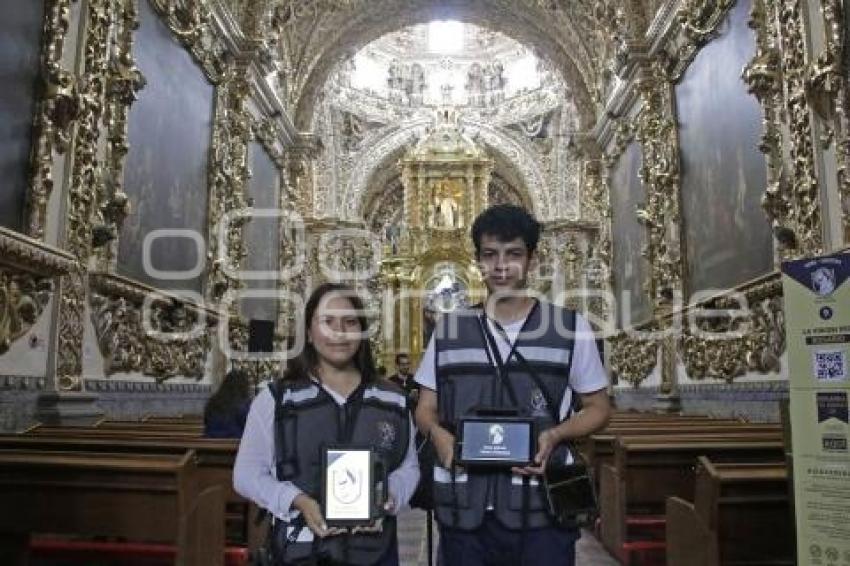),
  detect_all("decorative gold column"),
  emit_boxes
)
[380,109,492,361]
